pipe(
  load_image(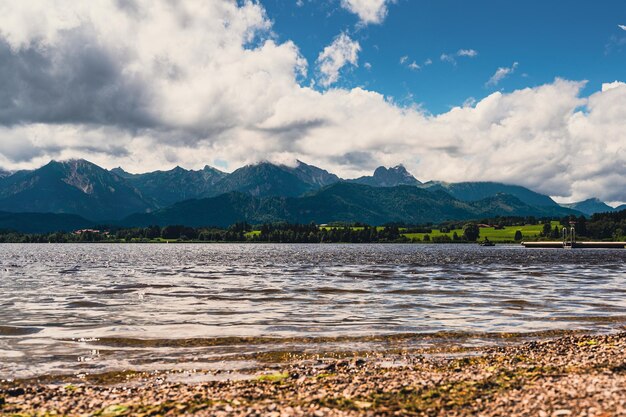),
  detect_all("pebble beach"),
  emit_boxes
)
[2,332,625,417]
